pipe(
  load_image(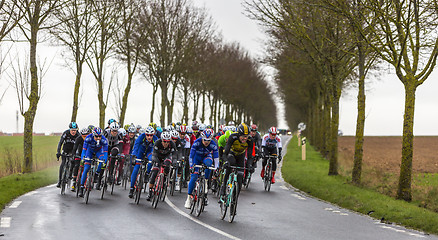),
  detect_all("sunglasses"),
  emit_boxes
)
[163,140,170,142]
[241,135,249,138]
[146,134,154,137]
[94,135,102,139]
